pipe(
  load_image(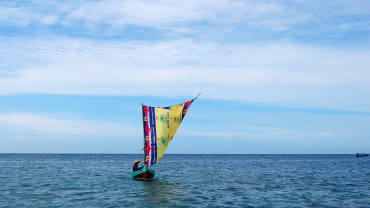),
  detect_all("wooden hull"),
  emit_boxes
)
[132,165,155,180]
